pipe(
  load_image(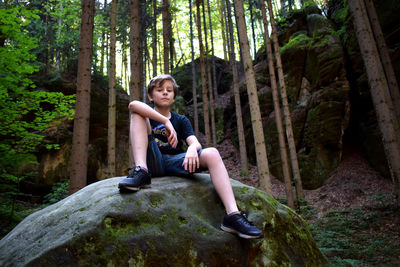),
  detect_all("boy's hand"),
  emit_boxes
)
[164,120,178,148]
[183,145,199,173]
